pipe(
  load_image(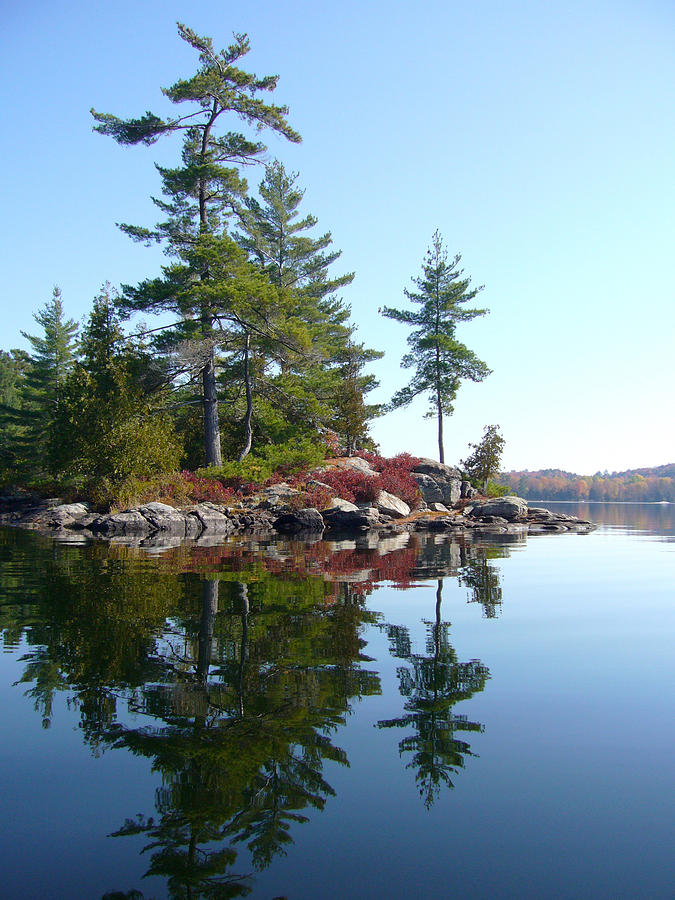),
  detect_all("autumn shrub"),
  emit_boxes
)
[180,471,238,503]
[285,484,334,512]
[314,467,380,504]
[355,450,421,506]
